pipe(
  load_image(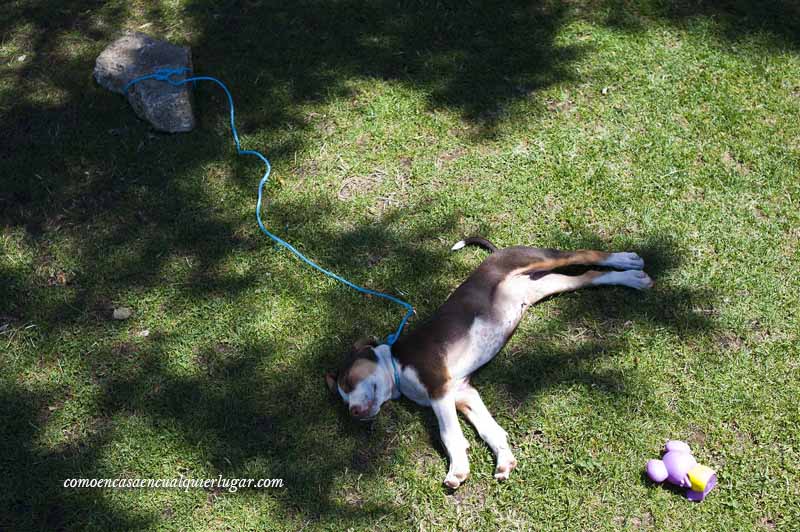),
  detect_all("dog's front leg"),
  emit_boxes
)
[431,396,470,489]
[456,385,517,481]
